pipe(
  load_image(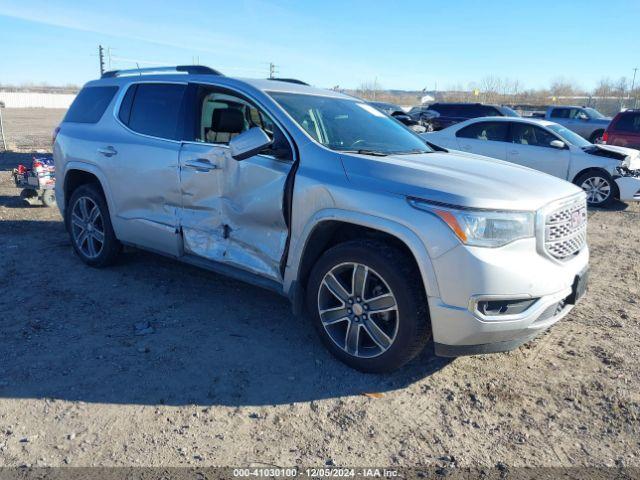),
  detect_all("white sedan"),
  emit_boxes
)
[422,117,640,207]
